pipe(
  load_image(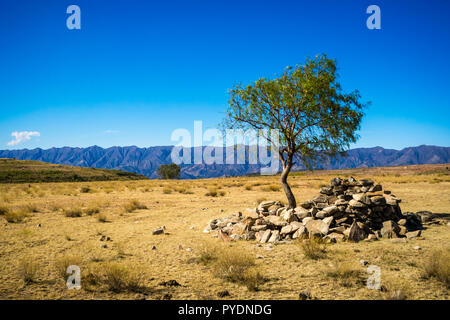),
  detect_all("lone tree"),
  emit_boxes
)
[223,54,367,208]
[157,163,181,179]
